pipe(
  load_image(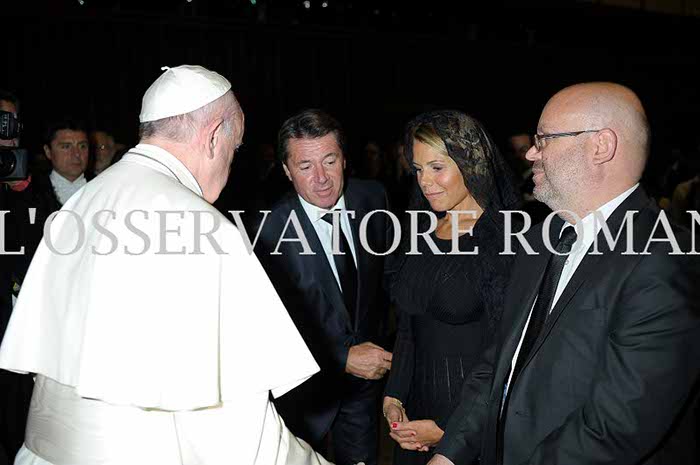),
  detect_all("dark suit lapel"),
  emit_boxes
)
[491,226,553,392]
[522,187,652,369]
[522,248,605,369]
[343,184,367,329]
[290,197,352,331]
